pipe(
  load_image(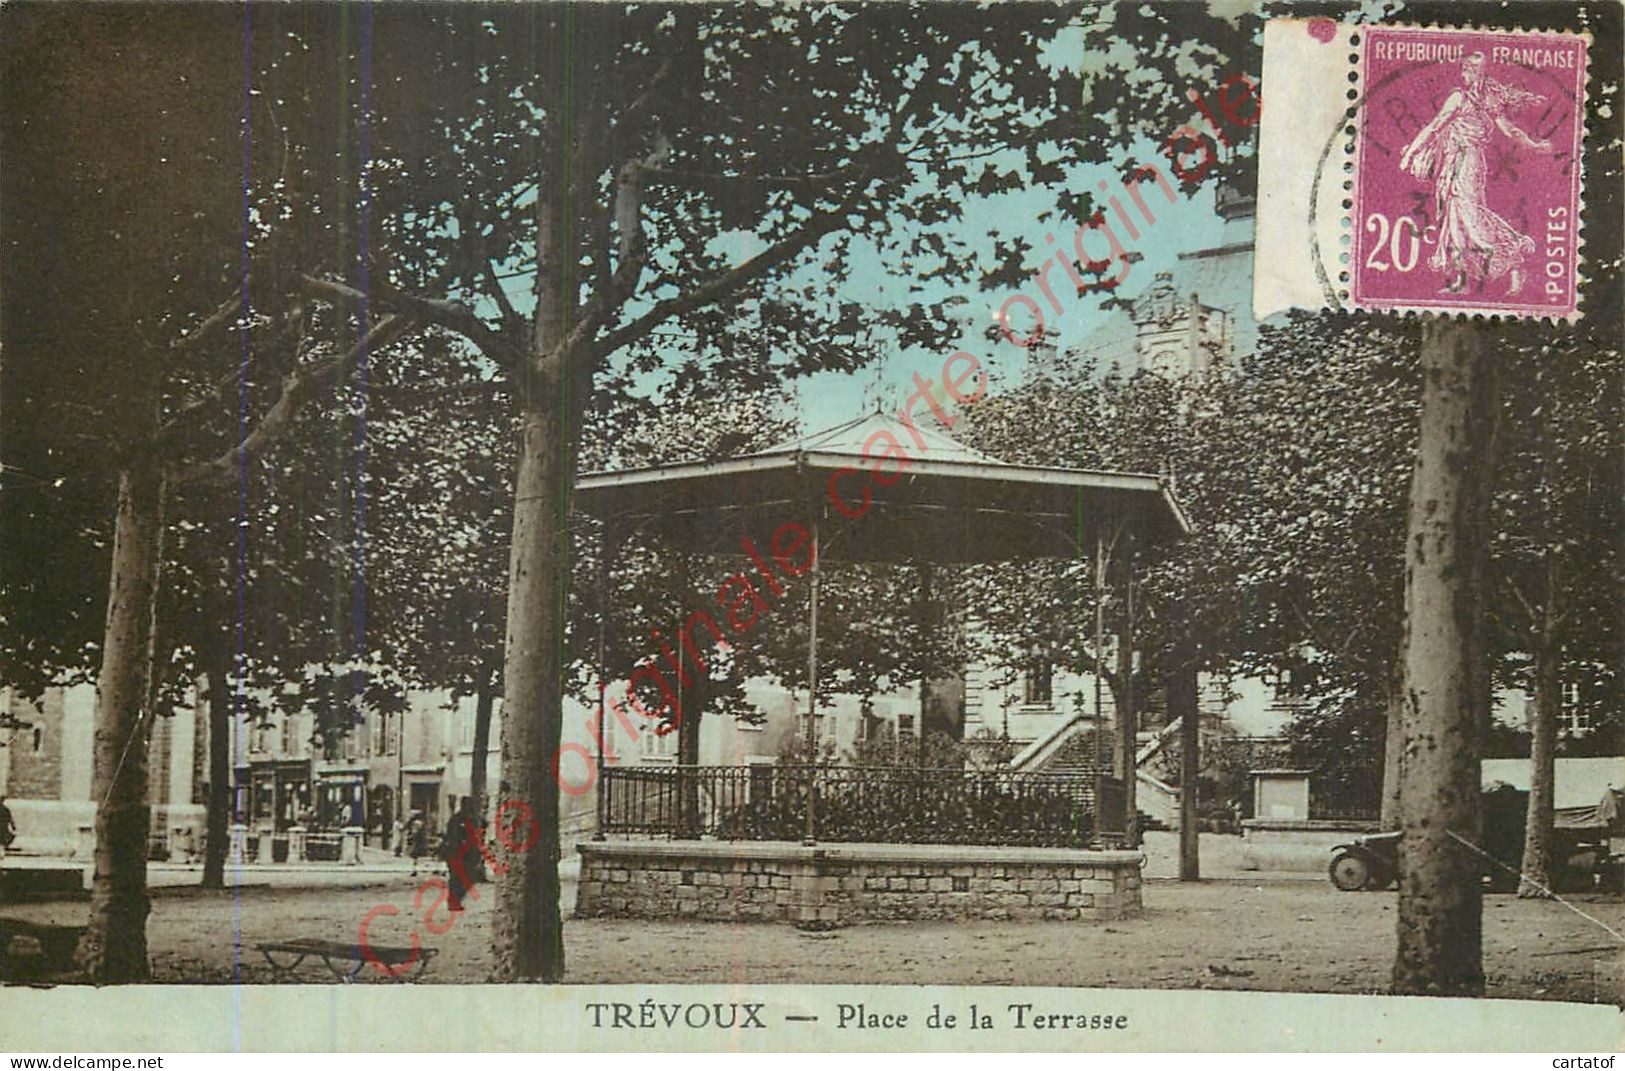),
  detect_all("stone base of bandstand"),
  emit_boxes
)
[575,841,1144,926]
